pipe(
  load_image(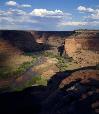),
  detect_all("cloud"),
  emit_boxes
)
[0,10,5,15]
[90,9,99,19]
[59,21,87,26]
[77,6,94,13]
[0,8,70,25]
[0,7,72,30]
[5,1,17,6]
[77,6,99,20]
[0,9,27,15]
[9,9,27,15]
[20,4,31,8]
[58,21,99,26]
[5,1,31,8]
[2,6,98,30]
[0,9,38,24]
[77,6,86,11]
[30,9,71,18]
